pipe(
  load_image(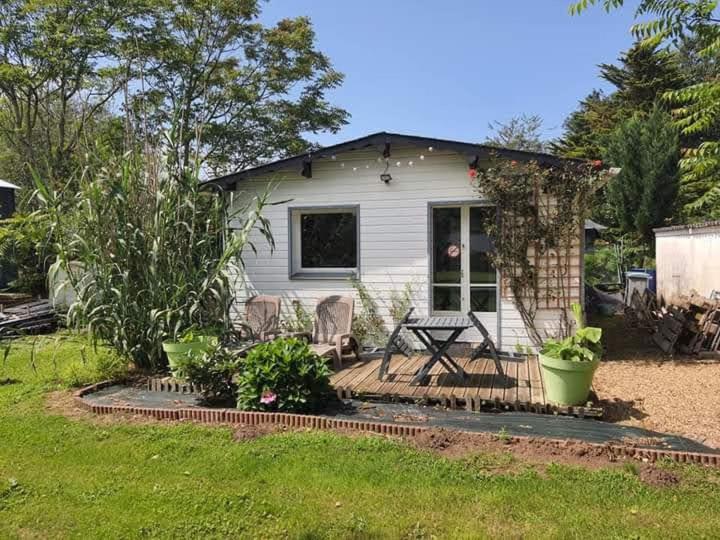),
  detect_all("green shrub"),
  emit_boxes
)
[236,338,332,413]
[584,244,620,286]
[173,346,241,405]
